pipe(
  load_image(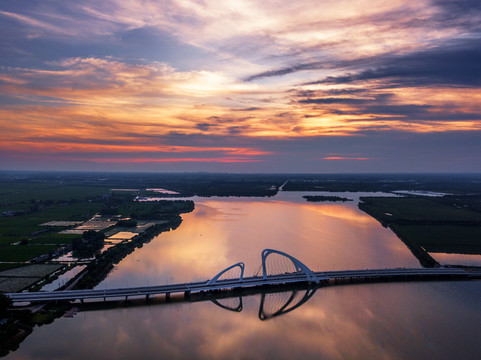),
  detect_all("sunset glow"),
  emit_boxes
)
[1,0,480,172]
